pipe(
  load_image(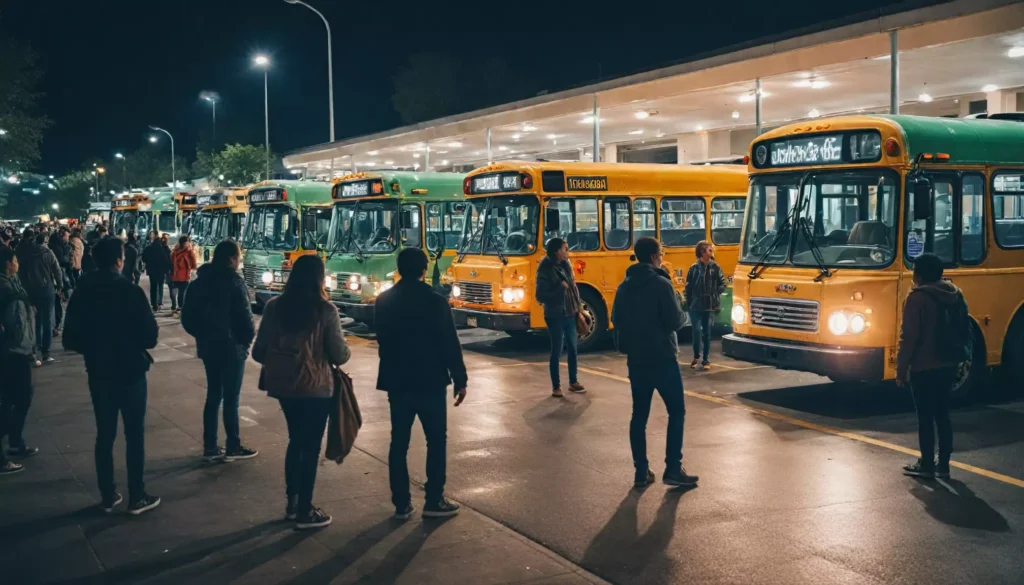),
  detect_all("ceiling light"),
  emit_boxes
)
[546,134,557,139]
[436,150,449,154]
[521,124,537,132]
[738,90,770,103]
[498,146,509,151]
[448,142,462,148]
[981,84,999,92]
[629,129,644,135]
[363,161,375,166]
[1008,47,1024,58]
[918,93,932,103]
[580,115,603,124]
[634,111,650,120]
[808,109,821,118]
[655,131,666,138]
[413,163,420,170]
[732,110,740,119]
[413,153,420,158]
[794,78,830,89]
[512,133,521,140]
[384,160,395,165]
[367,150,379,155]
[695,124,704,131]
[441,159,449,165]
